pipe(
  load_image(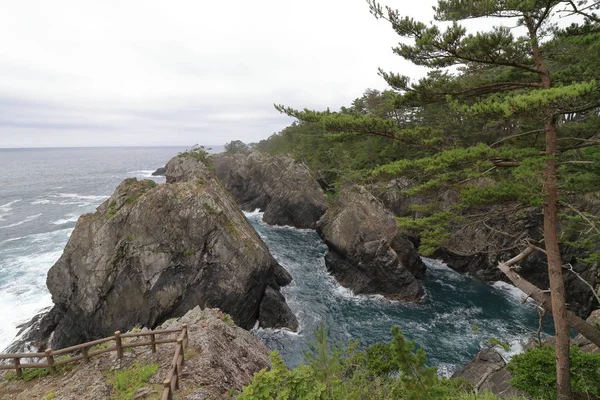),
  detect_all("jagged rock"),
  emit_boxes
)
[452,348,529,398]
[317,186,425,301]
[211,151,328,229]
[258,286,299,331]
[151,166,166,176]
[18,156,297,350]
